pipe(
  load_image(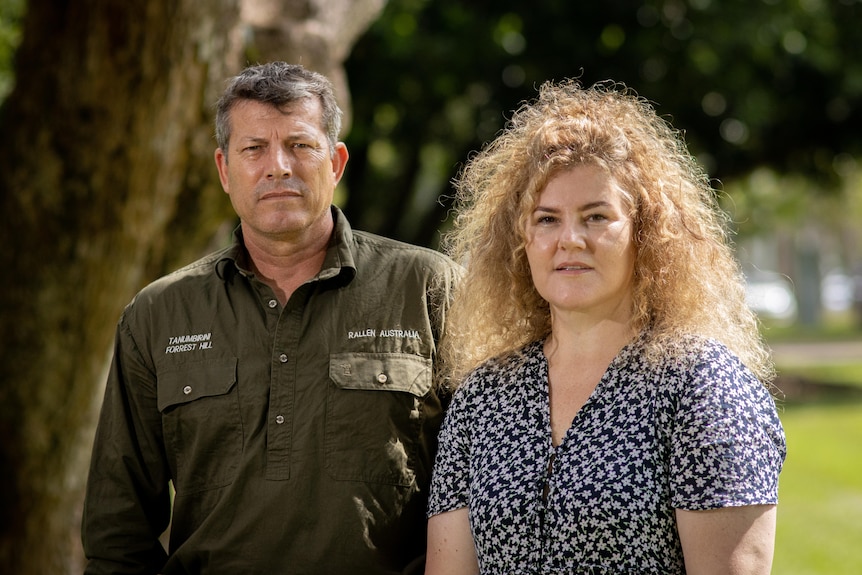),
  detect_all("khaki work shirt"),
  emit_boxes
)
[82,207,459,574]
